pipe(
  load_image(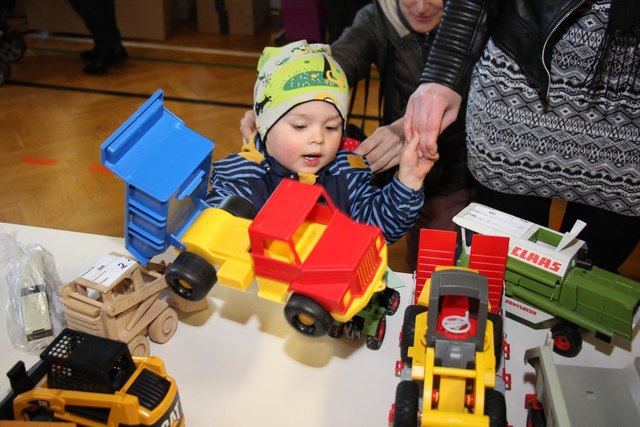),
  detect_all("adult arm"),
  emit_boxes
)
[404,0,499,157]
[353,118,404,173]
[240,109,256,144]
